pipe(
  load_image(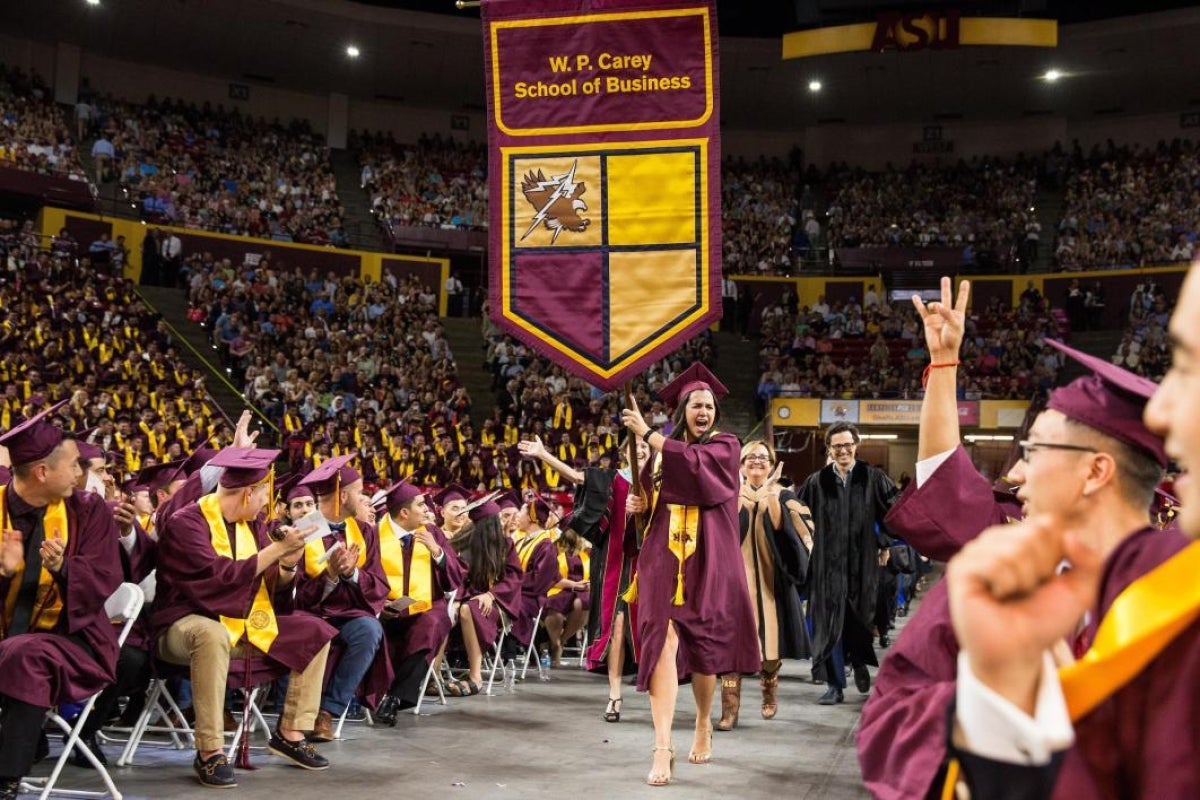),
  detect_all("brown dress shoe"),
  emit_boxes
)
[310,710,335,743]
